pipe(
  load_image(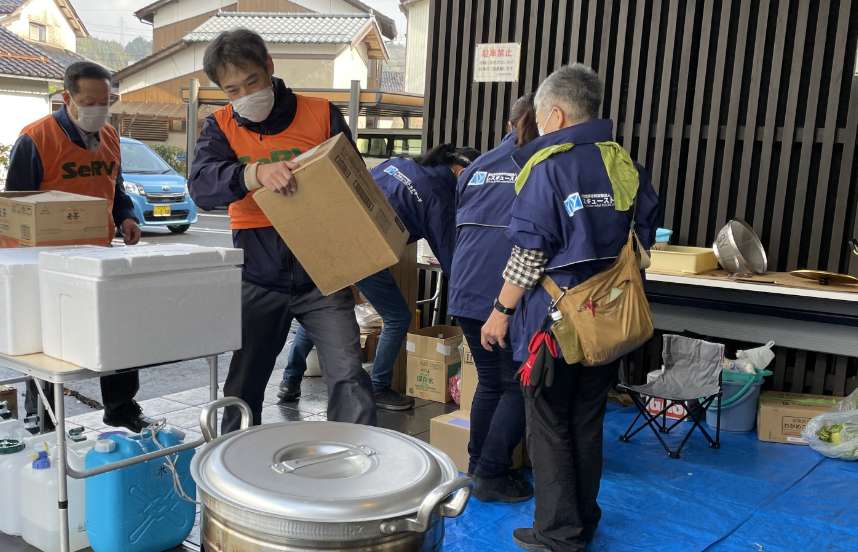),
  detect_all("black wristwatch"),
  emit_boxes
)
[493,298,516,316]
